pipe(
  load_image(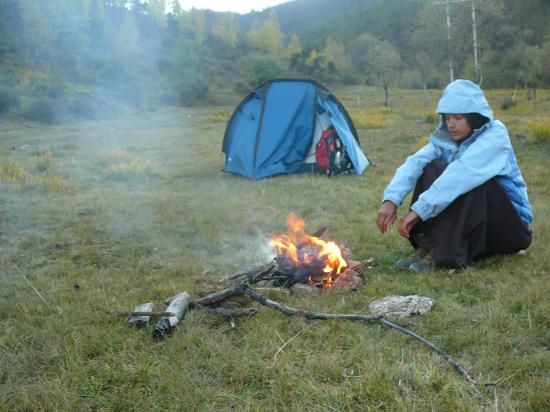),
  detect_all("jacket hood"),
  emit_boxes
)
[435,79,494,121]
